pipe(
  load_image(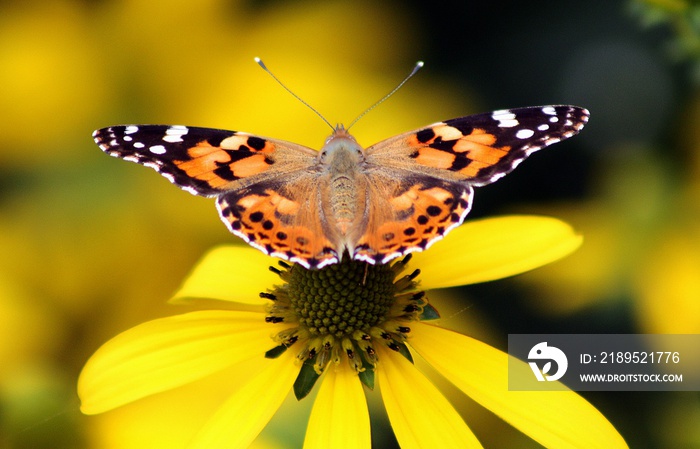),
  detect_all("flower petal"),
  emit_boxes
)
[376,347,482,449]
[171,245,281,305]
[303,365,370,449]
[412,216,582,289]
[79,310,280,414]
[187,350,299,449]
[409,323,628,448]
